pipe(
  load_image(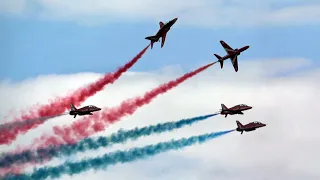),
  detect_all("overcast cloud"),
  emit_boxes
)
[0,58,319,179]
